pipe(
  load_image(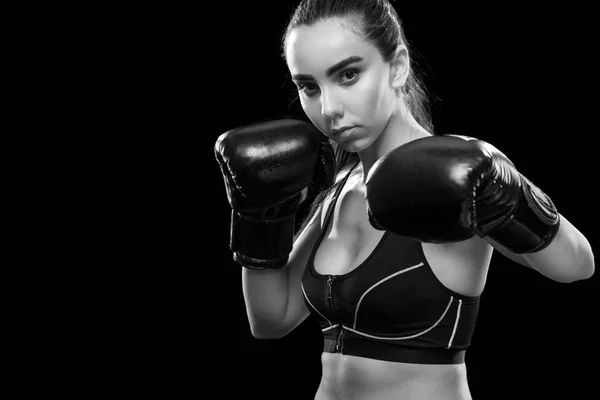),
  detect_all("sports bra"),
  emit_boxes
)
[301,161,481,364]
